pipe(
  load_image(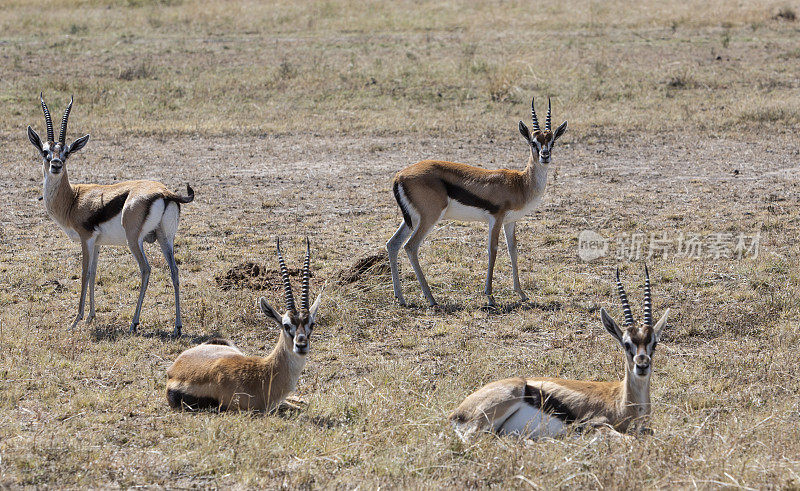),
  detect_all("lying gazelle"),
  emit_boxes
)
[449,266,669,440]
[166,238,324,412]
[387,97,568,307]
[26,94,194,335]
